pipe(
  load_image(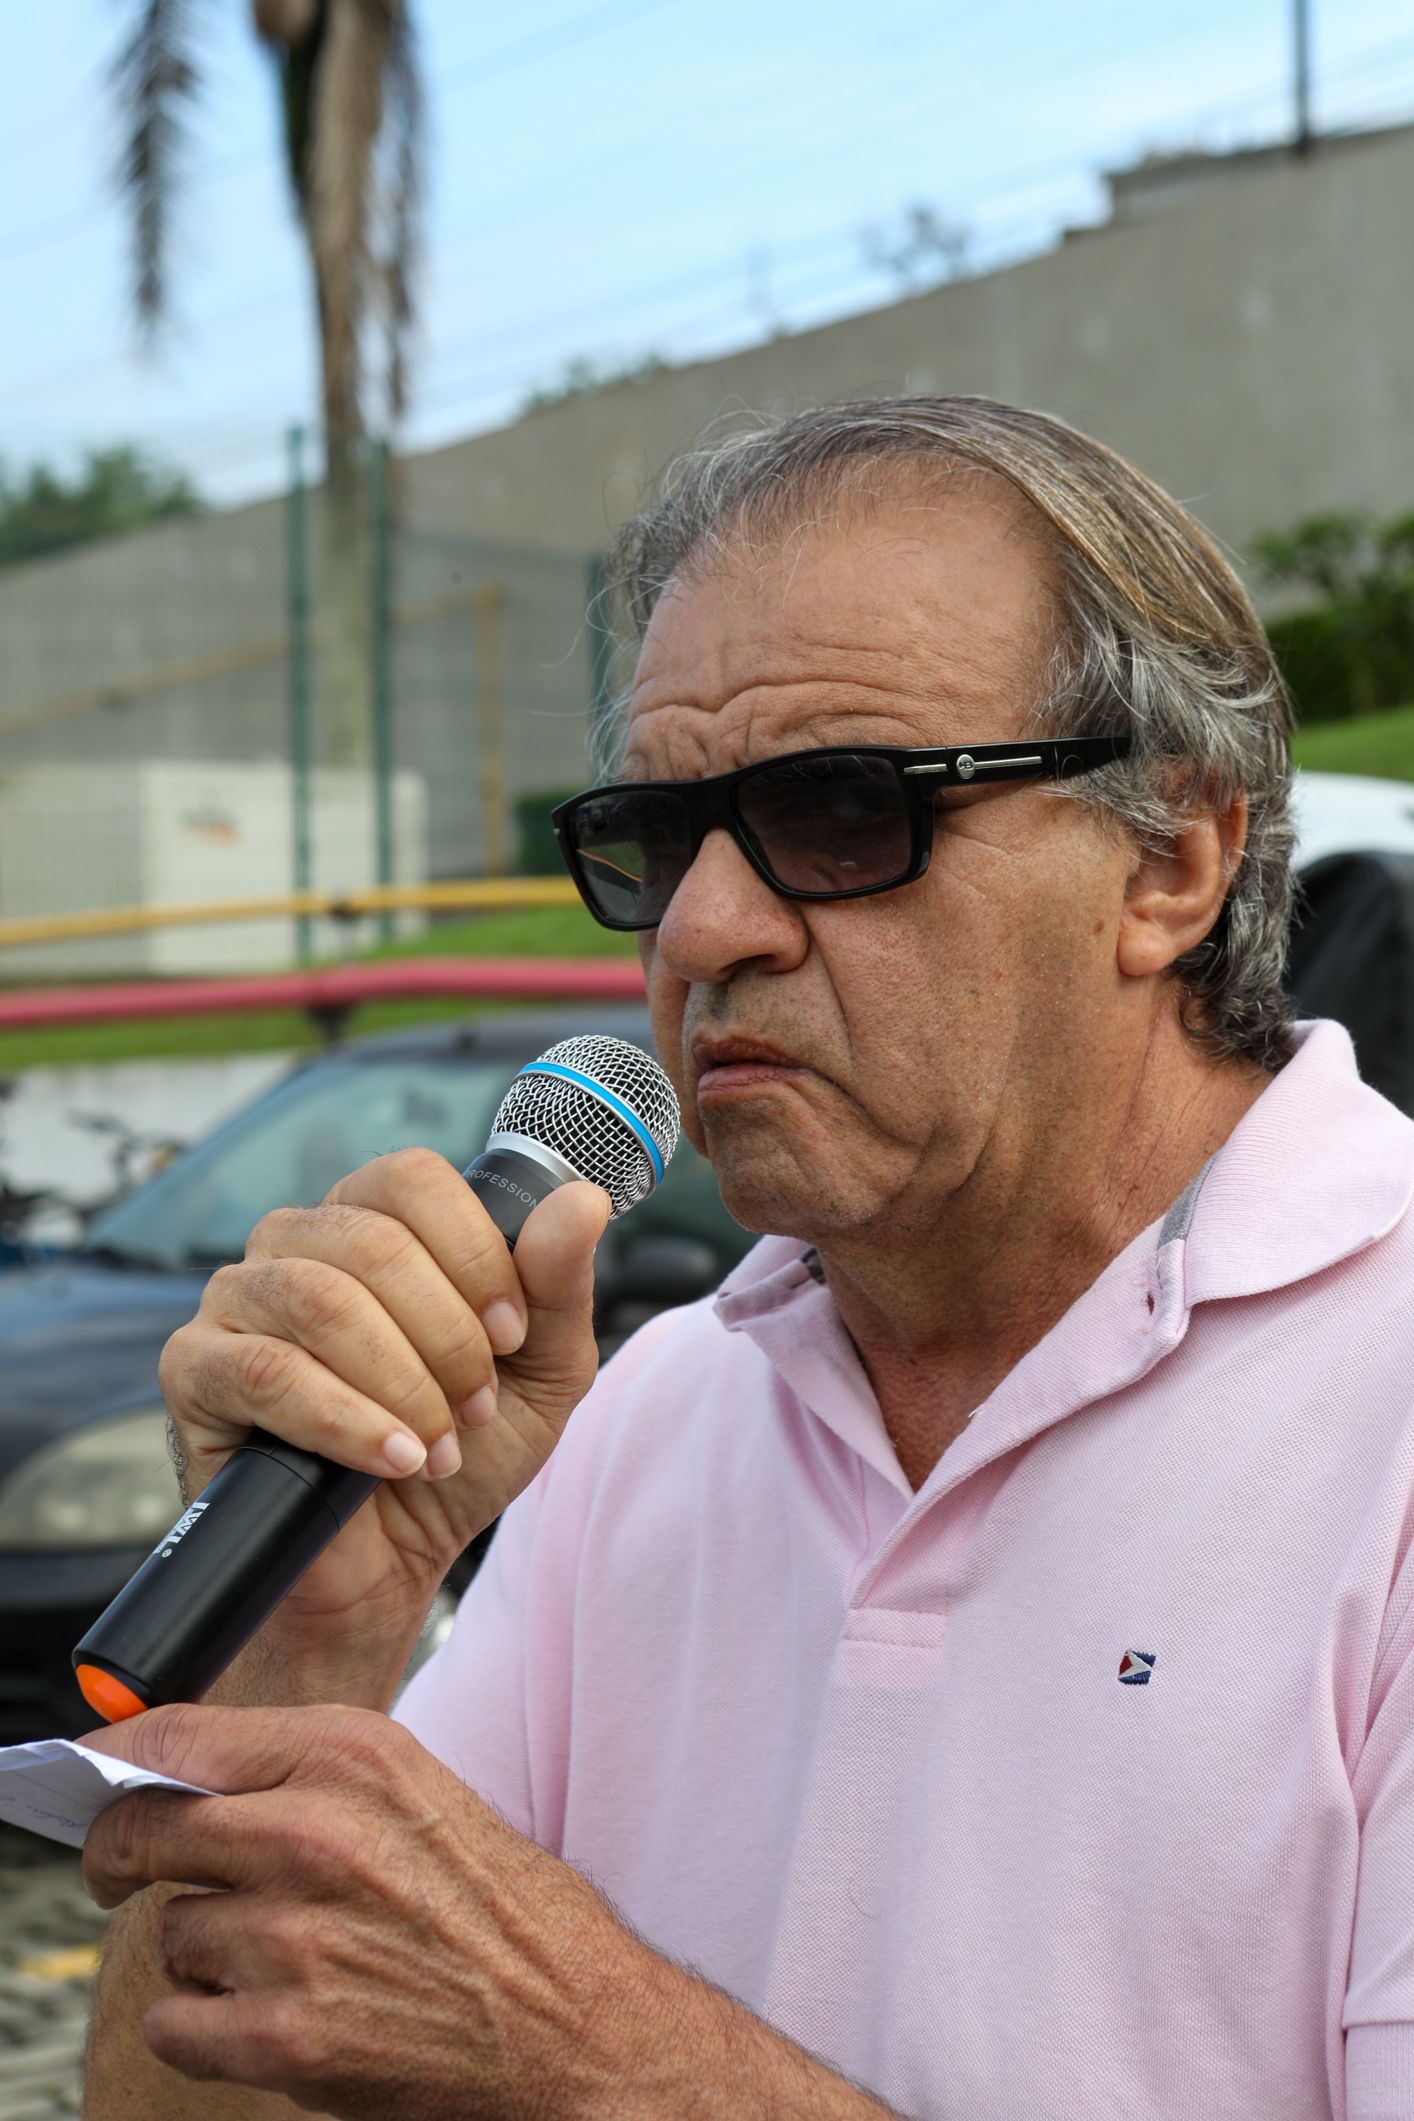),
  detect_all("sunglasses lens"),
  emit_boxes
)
[736,753,911,895]
[567,787,693,927]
